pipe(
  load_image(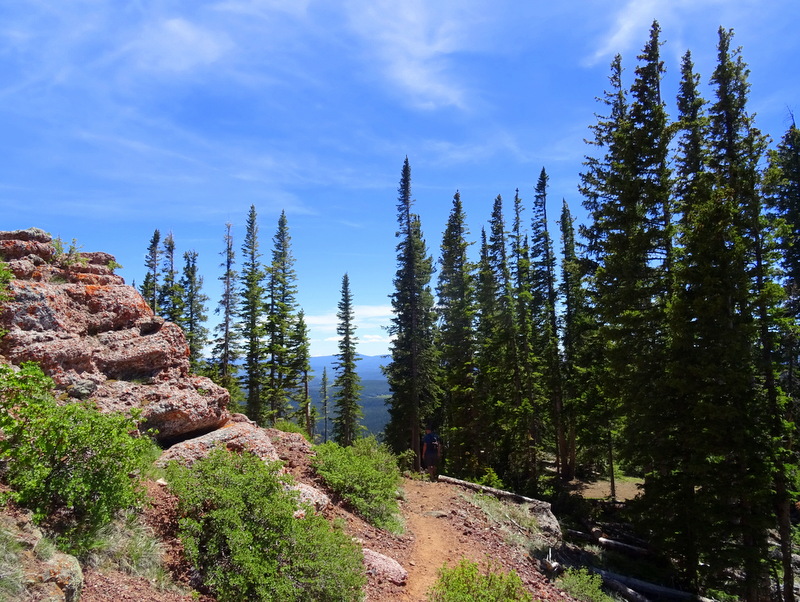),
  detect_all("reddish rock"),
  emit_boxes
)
[362,548,408,585]
[156,418,281,467]
[0,228,229,442]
